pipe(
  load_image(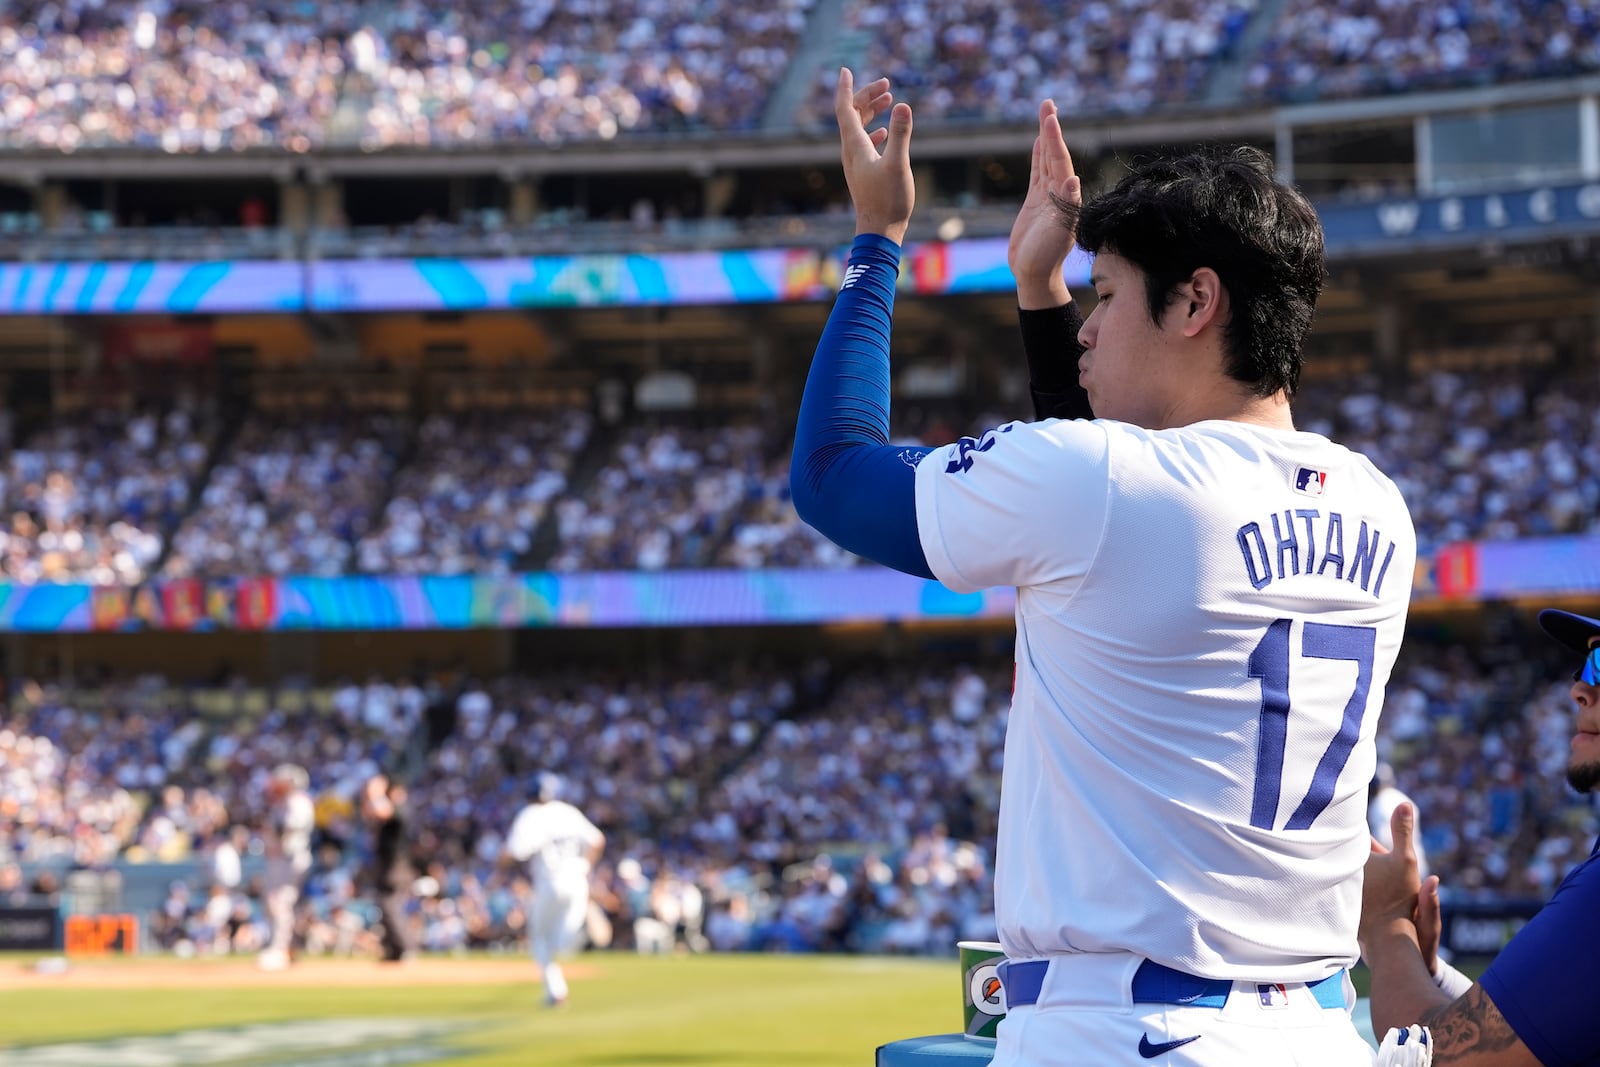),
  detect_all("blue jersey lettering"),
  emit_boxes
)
[943,426,1014,474]
[1236,509,1402,600]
